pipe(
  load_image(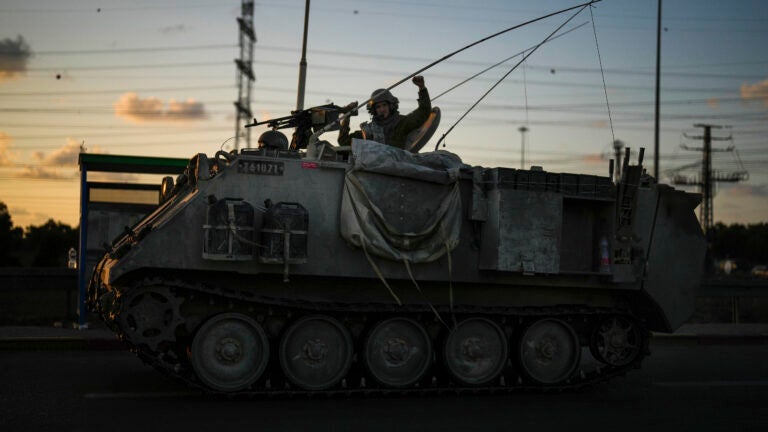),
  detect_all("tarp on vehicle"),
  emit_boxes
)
[340,139,466,263]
